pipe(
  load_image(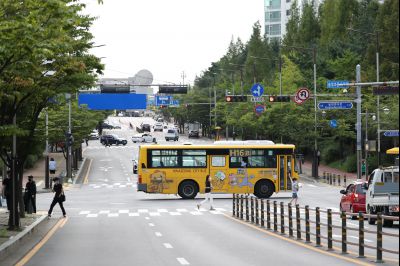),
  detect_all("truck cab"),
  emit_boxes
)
[366,166,399,226]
